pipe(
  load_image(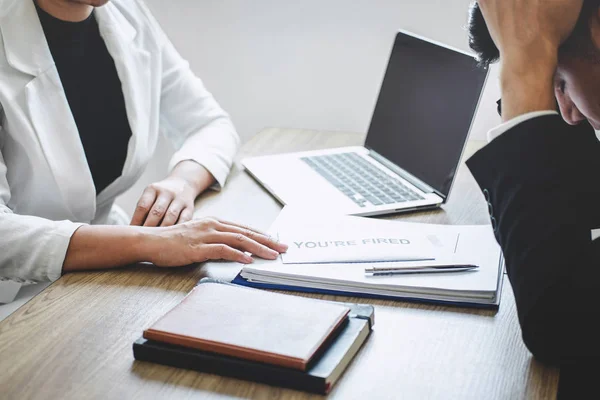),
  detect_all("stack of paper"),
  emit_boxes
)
[237,207,504,307]
[0,279,22,304]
